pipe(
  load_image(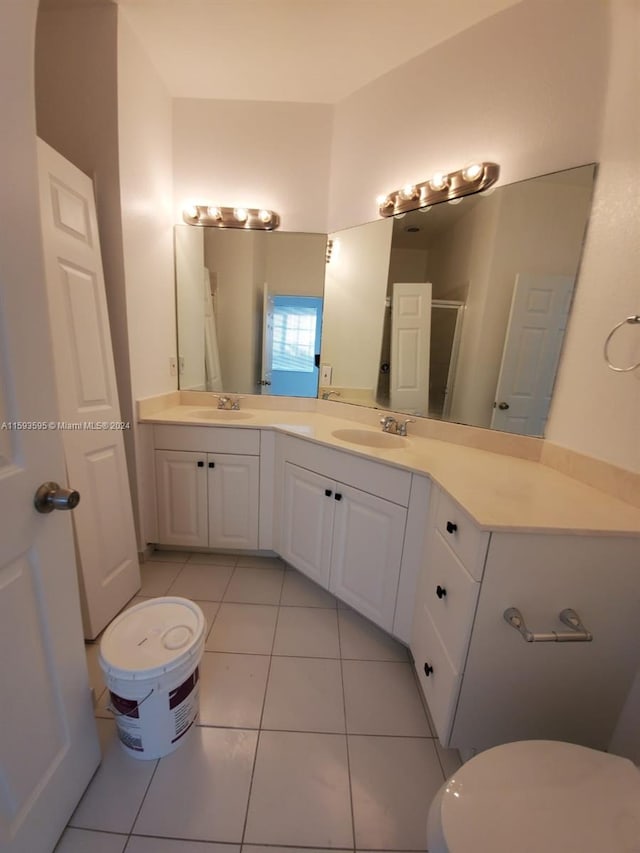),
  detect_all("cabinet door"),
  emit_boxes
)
[280,463,334,587]
[208,454,259,550]
[155,449,208,547]
[329,485,406,631]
